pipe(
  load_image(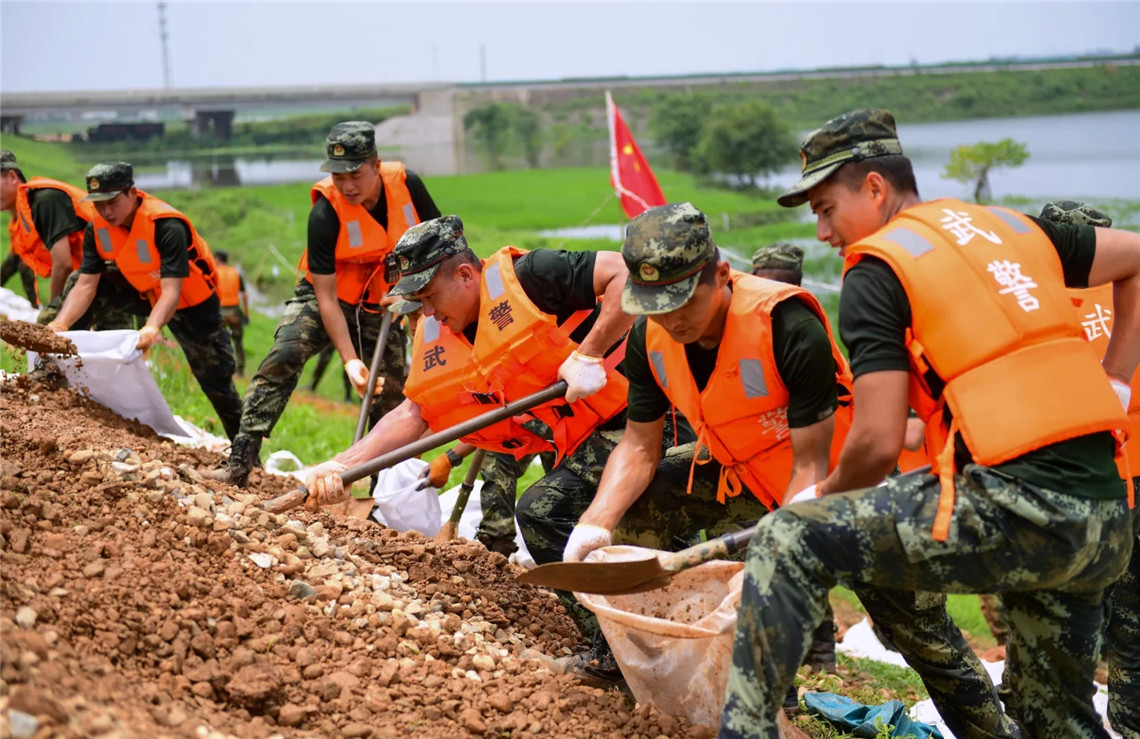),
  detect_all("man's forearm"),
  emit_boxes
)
[145,277,183,330]
[54,274,100,328]
[335,399,428,468]
[578,436,660,530]
[819,430,897,495]
[312,275,358,362]
[577,273,635,357]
